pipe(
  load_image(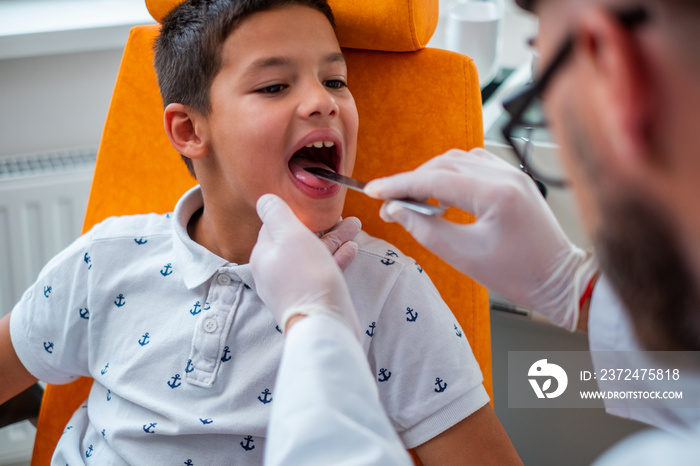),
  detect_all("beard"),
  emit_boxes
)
[595,195,700,351]
[563,114,700,351]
